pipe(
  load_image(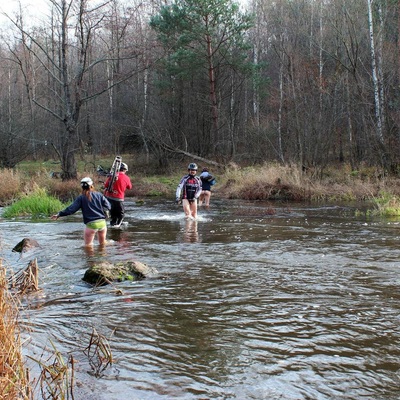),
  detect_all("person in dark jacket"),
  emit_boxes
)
[176,163,202,219]
[199,167,215,207]
[51,177,111,246]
